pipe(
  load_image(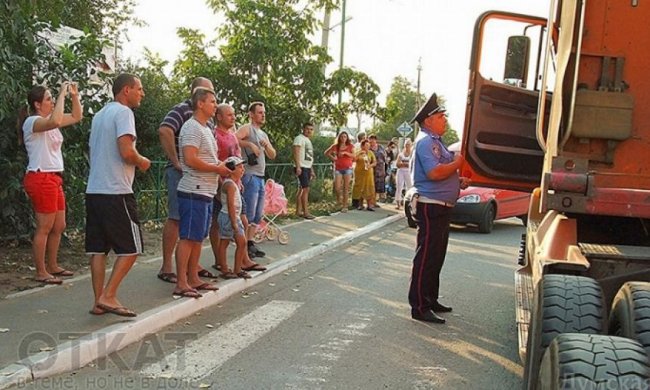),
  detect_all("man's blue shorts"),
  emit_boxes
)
[178,191,213,242]
[241,174,265,224]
